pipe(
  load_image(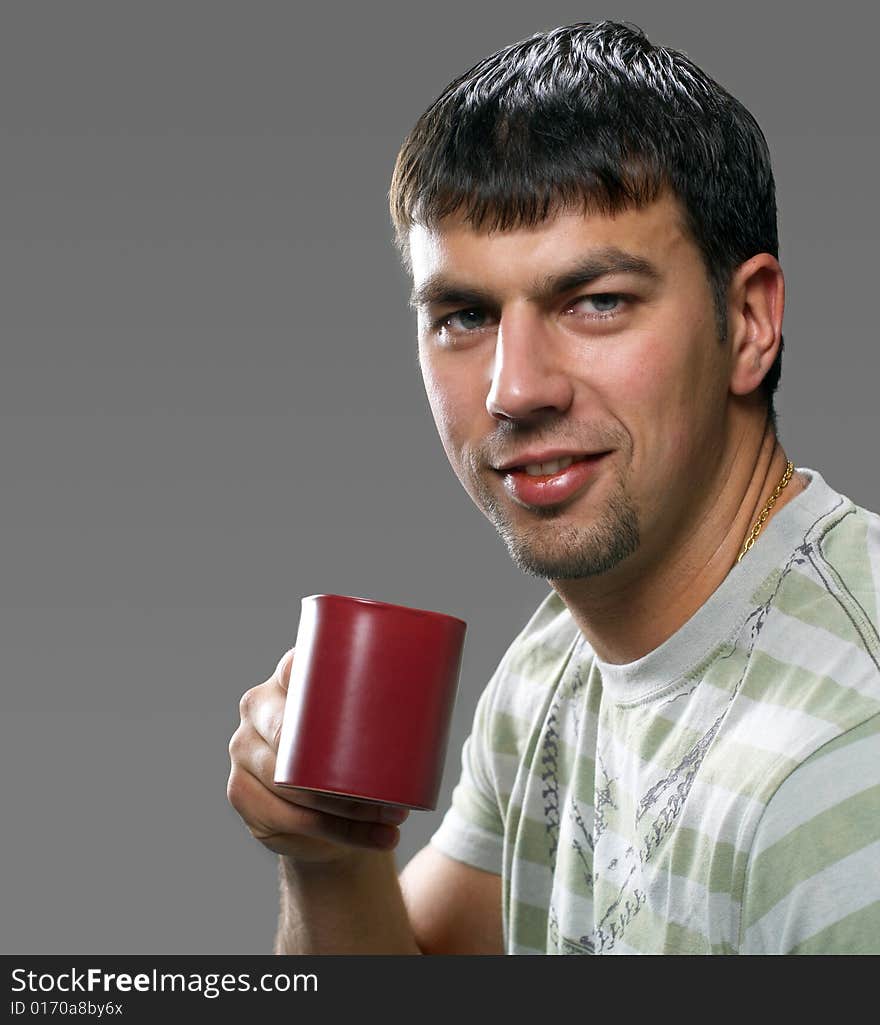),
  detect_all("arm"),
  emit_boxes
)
[273,845,503,955]
[399,845,503,954]
[275,850,420,955]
